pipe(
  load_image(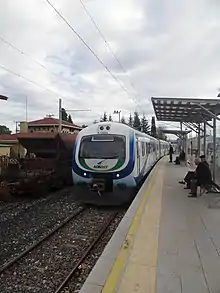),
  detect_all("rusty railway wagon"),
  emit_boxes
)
[0,132,76,200]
